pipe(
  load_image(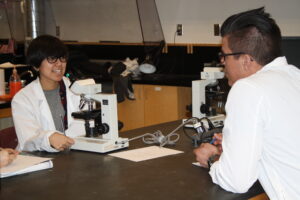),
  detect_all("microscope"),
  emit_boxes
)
[70,79,128,153]
[192,66,226,128]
